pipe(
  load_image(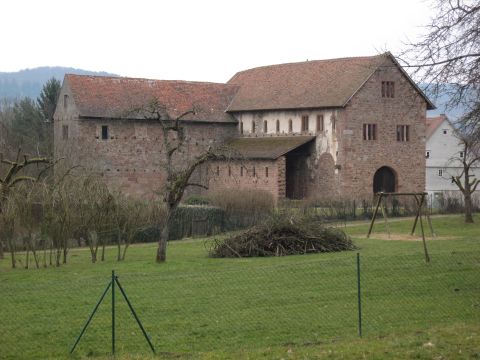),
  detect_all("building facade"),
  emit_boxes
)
[54,53,434,201]
[426,114,480,203]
